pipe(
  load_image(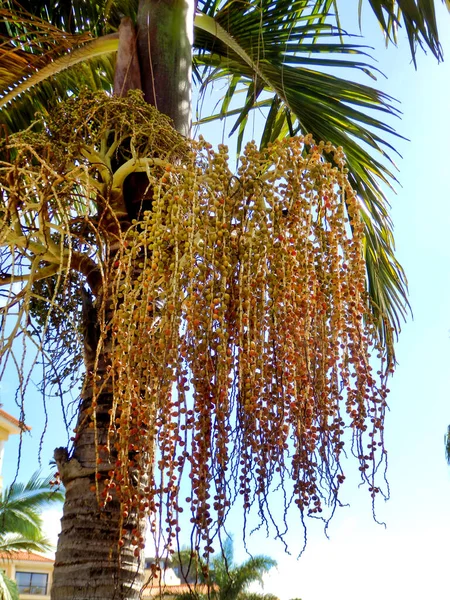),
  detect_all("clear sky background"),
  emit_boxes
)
[1,4,450,600]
